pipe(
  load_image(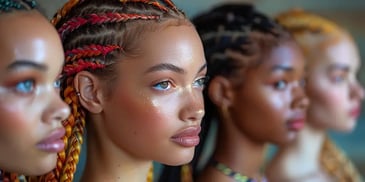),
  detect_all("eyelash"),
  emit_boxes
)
[152,76,208,91]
